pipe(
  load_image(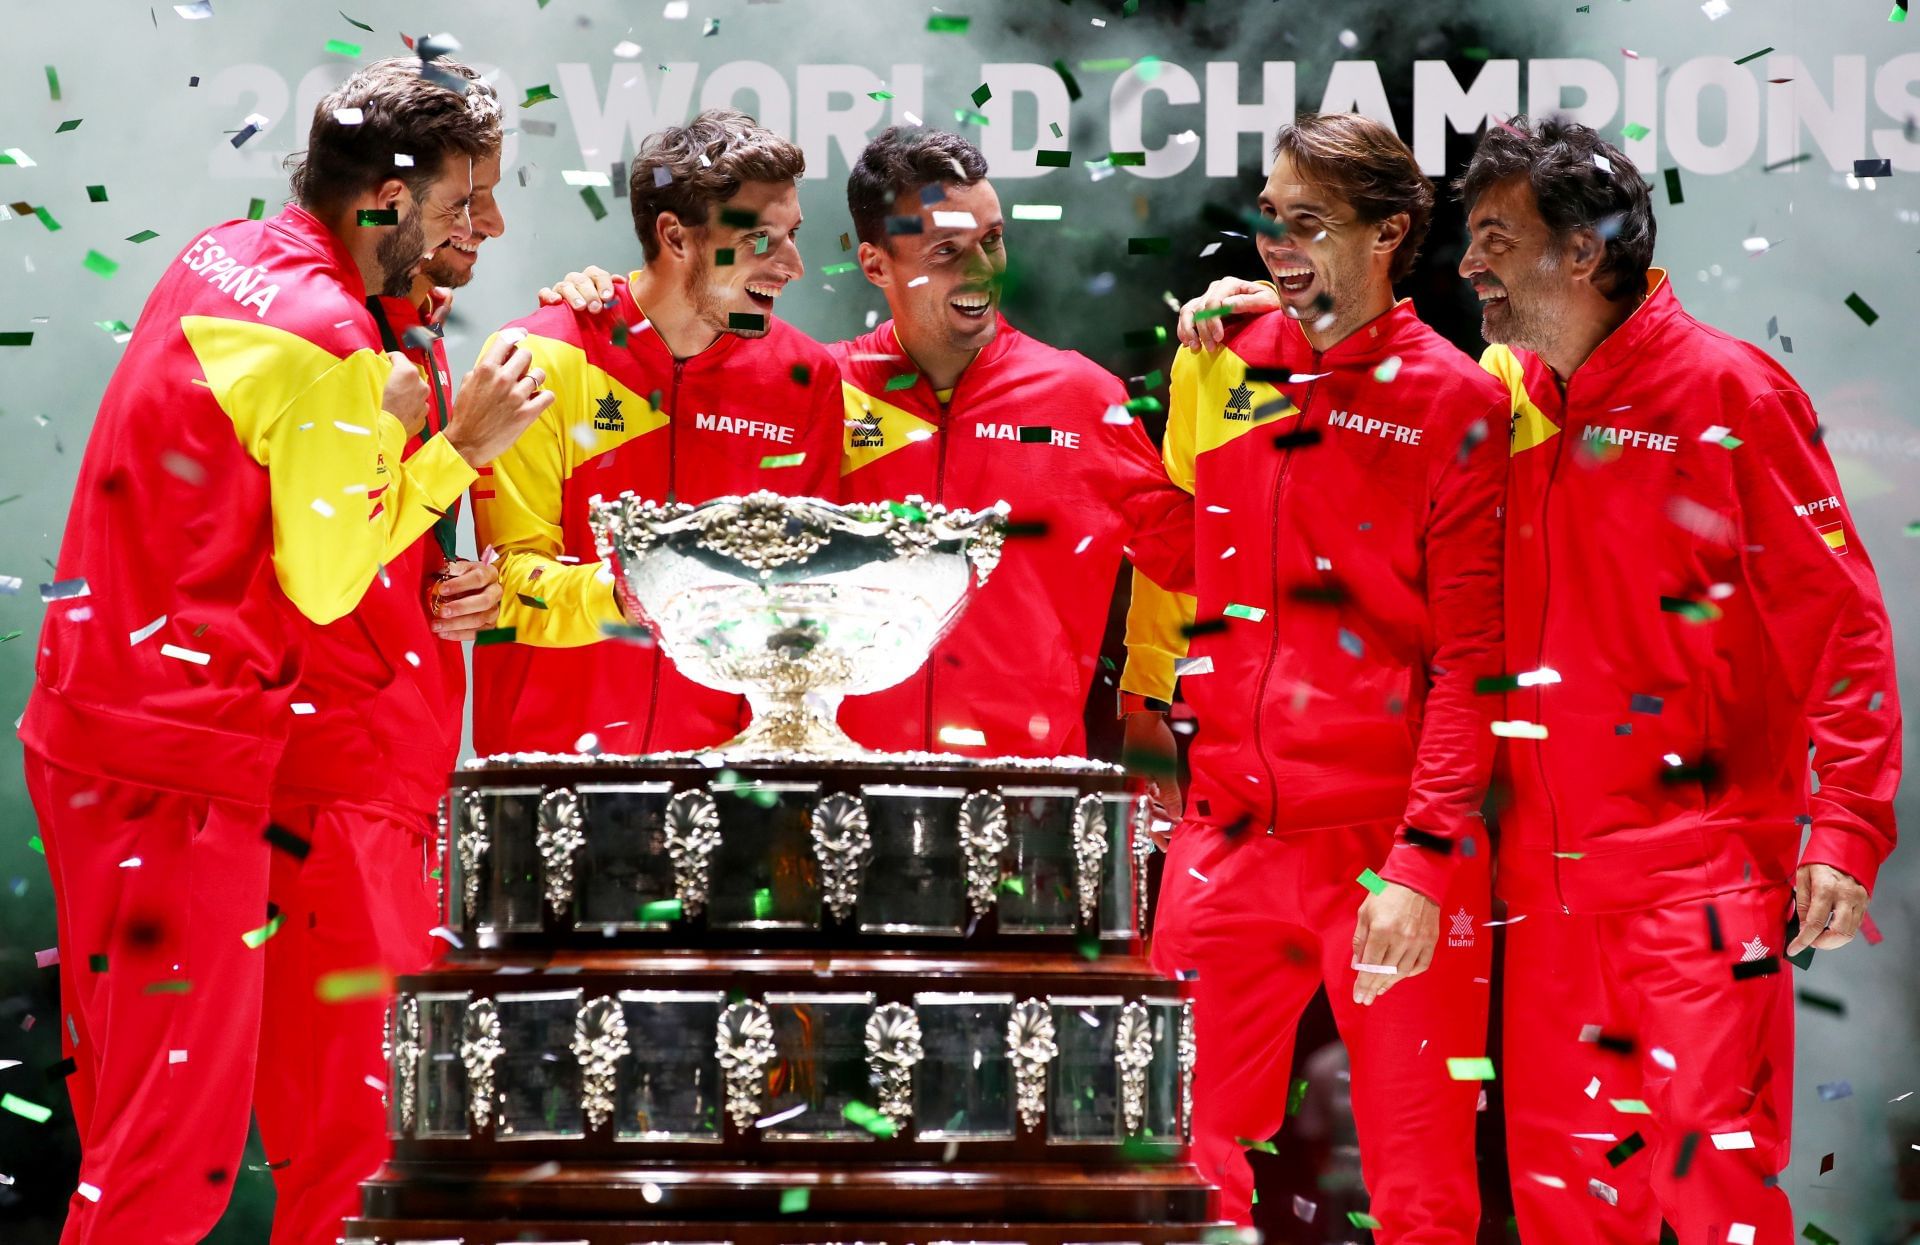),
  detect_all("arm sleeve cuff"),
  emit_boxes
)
[1800,823,1887,896]
[1376,829,1464,906]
